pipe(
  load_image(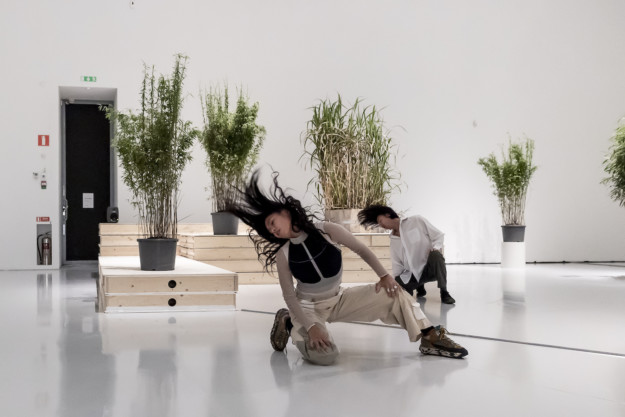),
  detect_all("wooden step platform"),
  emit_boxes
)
[99,224,392,285]
[179,233,391,284]
[97,256,238,313]
[98,223,248,256]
